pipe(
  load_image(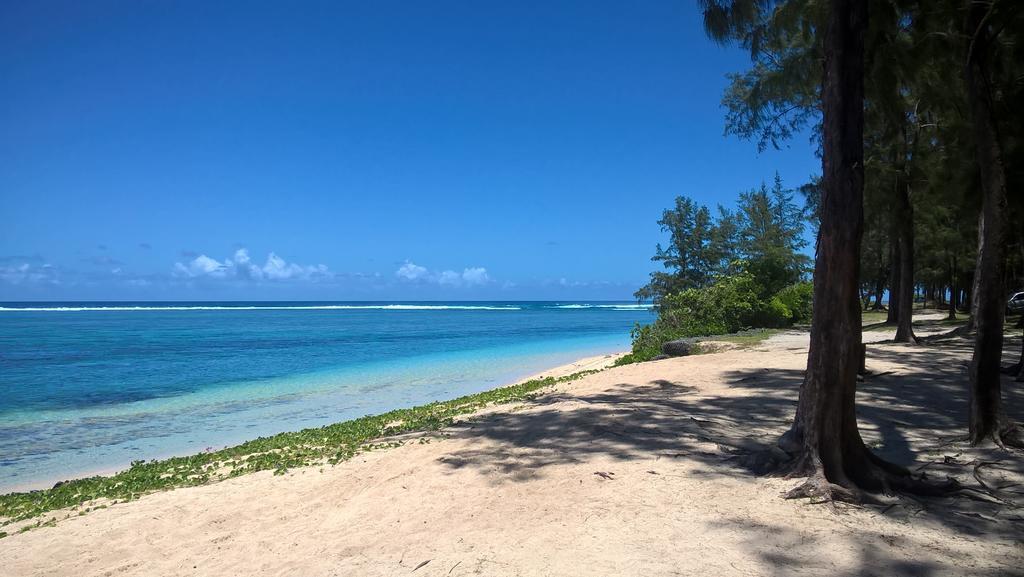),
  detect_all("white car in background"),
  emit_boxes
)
[1009,292,1024,314]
